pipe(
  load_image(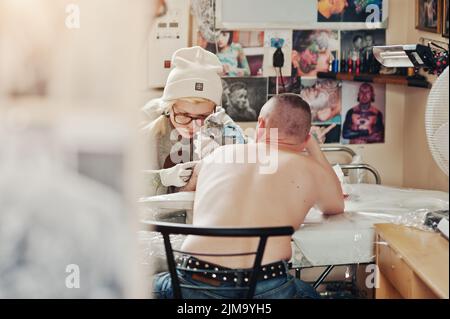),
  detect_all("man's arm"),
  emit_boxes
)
[177,161,203,192]
[305,135,344,215]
